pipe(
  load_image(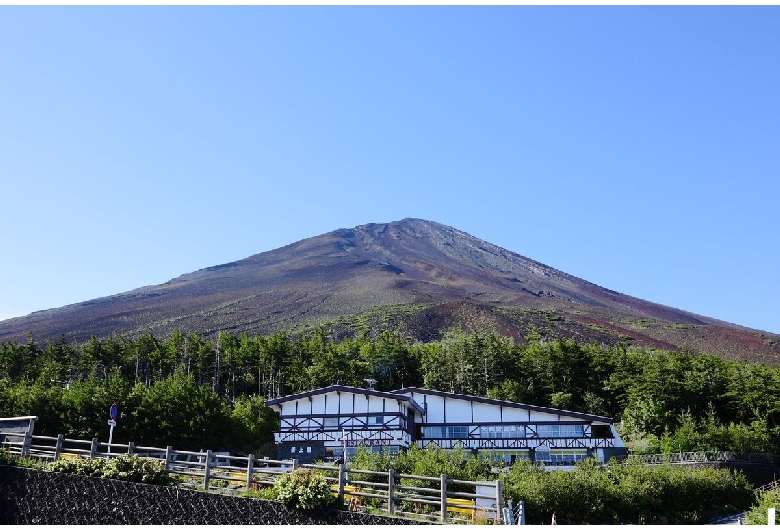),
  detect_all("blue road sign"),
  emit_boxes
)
[110,403,118,420]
